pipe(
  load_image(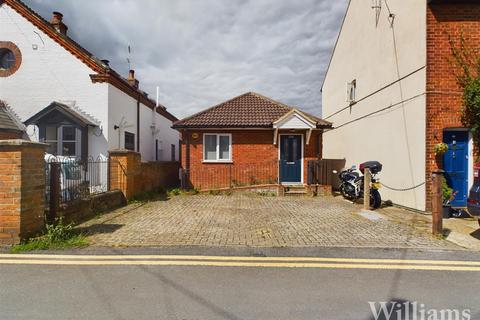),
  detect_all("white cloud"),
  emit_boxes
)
[26,0,348,118]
